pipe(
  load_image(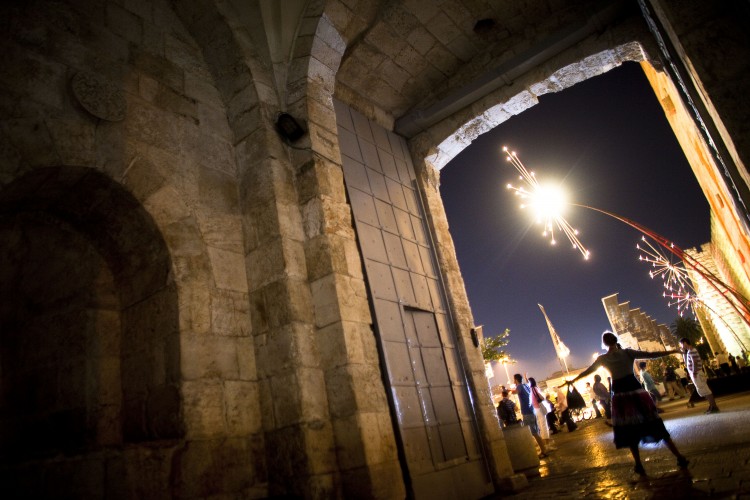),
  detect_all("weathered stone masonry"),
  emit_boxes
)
[0,1,749,498]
